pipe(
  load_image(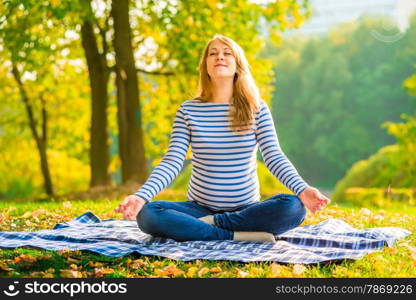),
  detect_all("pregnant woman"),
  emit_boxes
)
[115,34,330,242]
